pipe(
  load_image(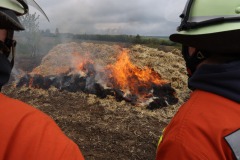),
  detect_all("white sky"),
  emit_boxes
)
[30,0,187,36]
